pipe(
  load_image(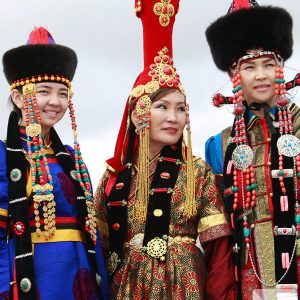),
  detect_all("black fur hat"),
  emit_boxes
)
[3,27,77,85]
[206,6,293,71]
